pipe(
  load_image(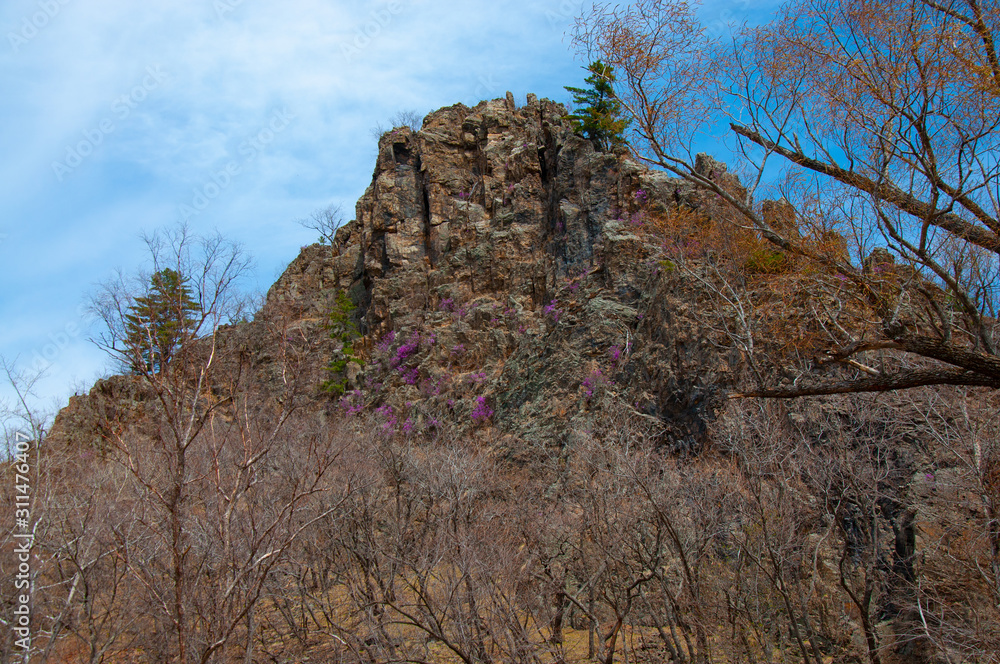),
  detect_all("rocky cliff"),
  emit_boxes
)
[254,94,747,451]
[39,94,1000,664]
